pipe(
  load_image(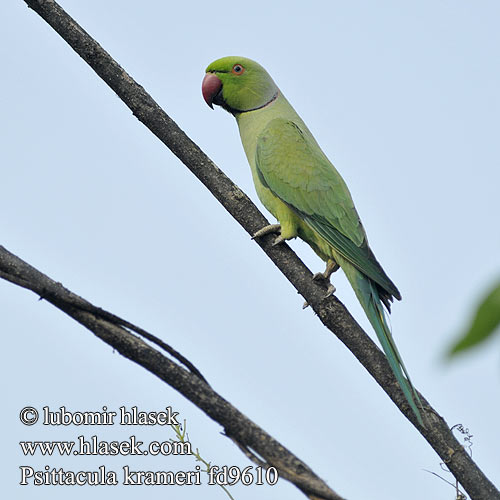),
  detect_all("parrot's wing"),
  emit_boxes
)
[255,118,400,300]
